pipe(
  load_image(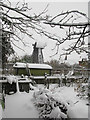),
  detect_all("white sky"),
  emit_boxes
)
[9,0,89,65]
